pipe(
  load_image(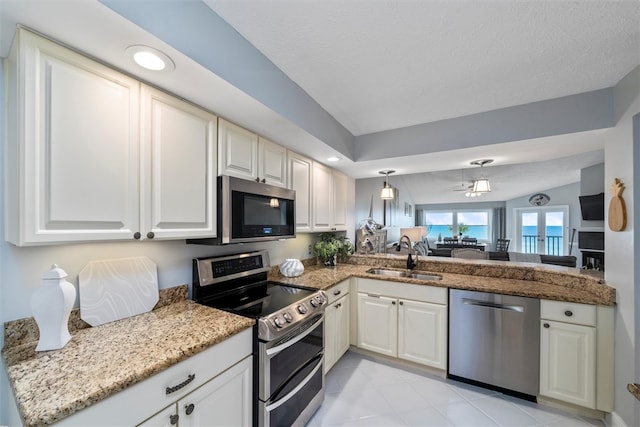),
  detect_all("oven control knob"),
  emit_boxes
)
[283,312,293,323]
[273,315,285,328]
[297,304,308,314]
[310,298,319,307]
